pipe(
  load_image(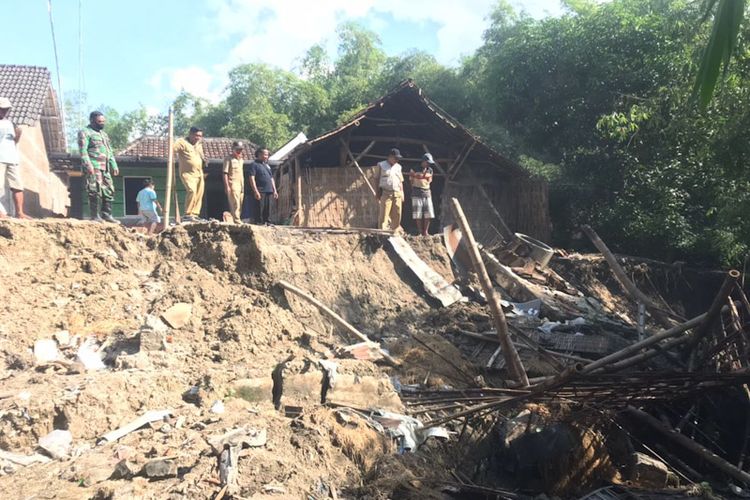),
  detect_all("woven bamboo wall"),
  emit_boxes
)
[292,164,550,241]
[441,178,551,244]
[300,166,379,228]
